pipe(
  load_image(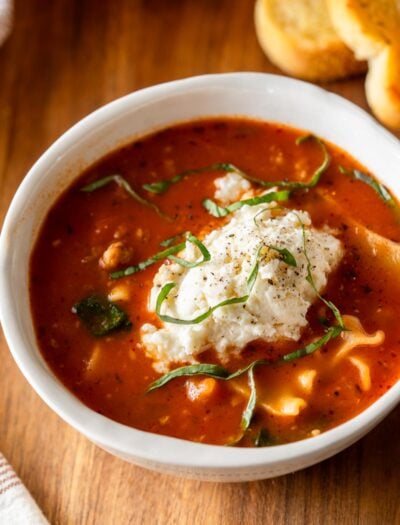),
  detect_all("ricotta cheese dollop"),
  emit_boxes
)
[213,171,252,204]
[141,190,343,372]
